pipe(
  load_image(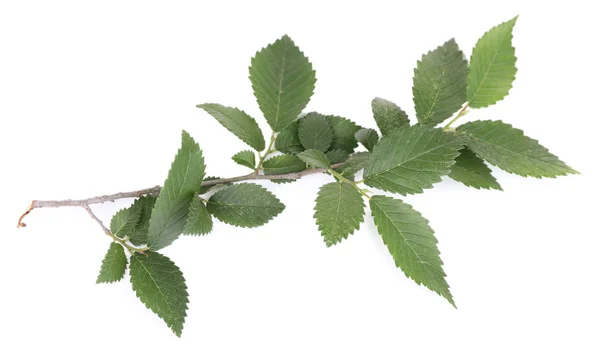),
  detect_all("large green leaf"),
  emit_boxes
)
[413,39,468,124]
[327,115,361,152]
[370,196,454,306]
[354,128,379,152]
[275,120,303,154]
[249,35,316,132]
[457,120,577,177]
[326,149,350,164]
[297,149,331,169]
[314,182,365,246]
[183,194,213,236]
[130,252,189,337]
[371,98,410,136]
[147,131,205,251]
[263,154,306,175]
[127,196,157,246]
[449,148,502,190]
[363,125,463,195]
[96,242,127,284]
[207,184,285,228]
[110,201,142,238]
[197,103,265,151]
[232,150,256,169]
[467,17,518,108]
[298,112,333,152]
